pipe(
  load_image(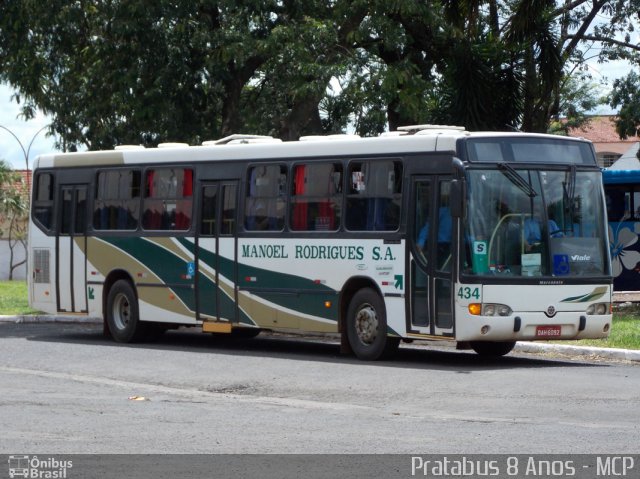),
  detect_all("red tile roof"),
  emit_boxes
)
[567,115,637,154]
[569,115,638,145]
